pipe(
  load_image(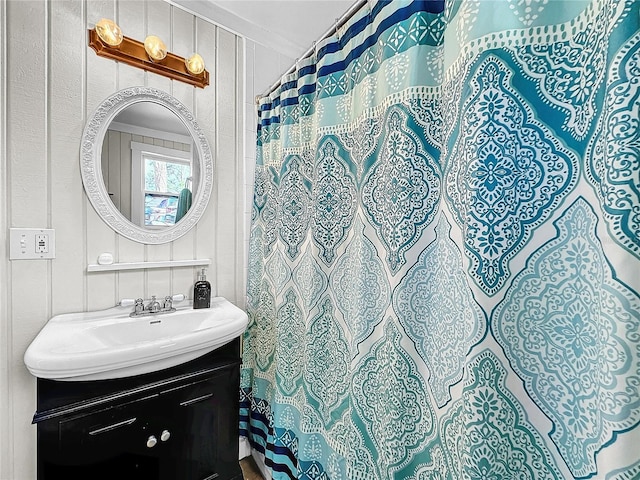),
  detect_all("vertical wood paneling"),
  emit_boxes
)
[170,5,195,107]
[1,0,245,475]
[234,36,245,304]
[86,0,118,309]
[145,0,172,299]
[7,2,49,476]
[50,0,85,319]
[119,132,132,219]
[145,0,172,94]
[0,0,8,475]
[101,137,109,189]
[242,40,256,310]
[107,131,122,210]
[117,0,146,89]
[115,0,147,299]
[85,1,118,113]
[8,2,48,226]
[170,4,197,297]
[215,28,238,302]
[117,241,145,302]
[195,18,218,295]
